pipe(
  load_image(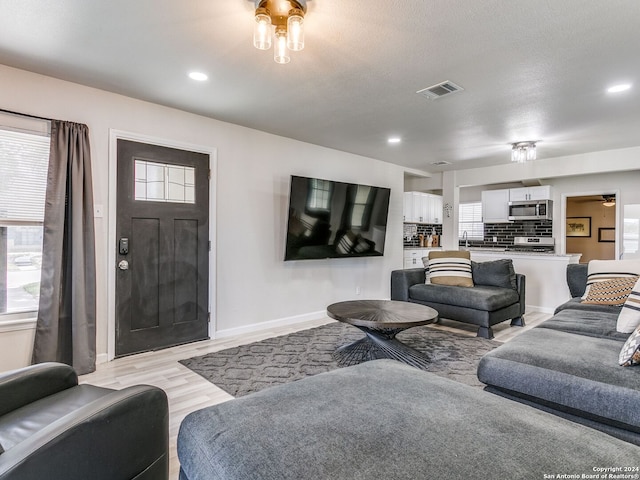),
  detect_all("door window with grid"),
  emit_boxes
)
[0,114,50,319]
